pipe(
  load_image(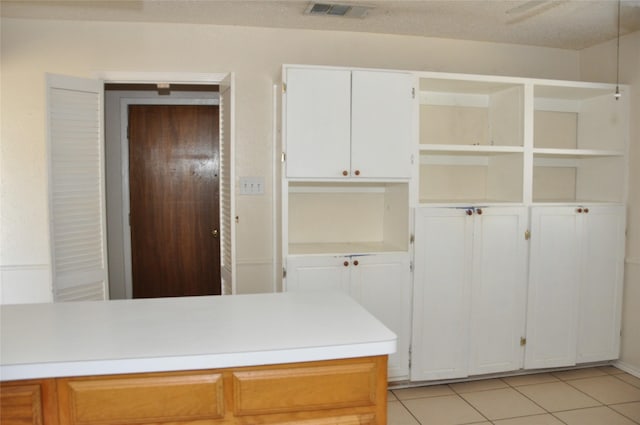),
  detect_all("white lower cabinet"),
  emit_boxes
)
[525,205,625,369]
[411,206,528,381]
[286,253,411,381]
